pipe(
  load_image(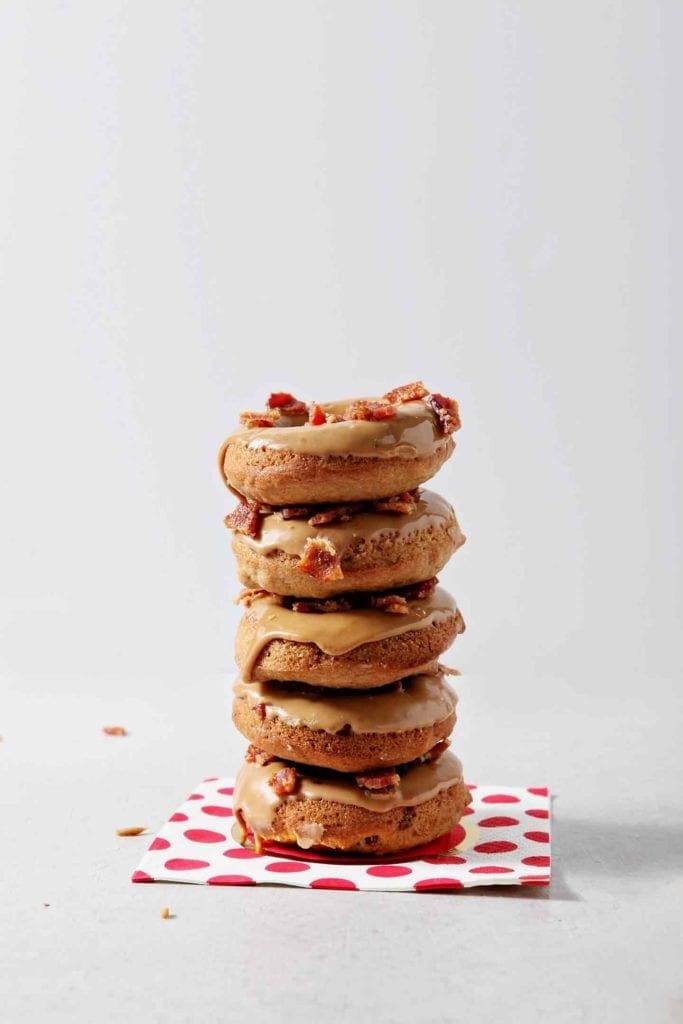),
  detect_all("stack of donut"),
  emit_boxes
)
[218,382,471,856]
